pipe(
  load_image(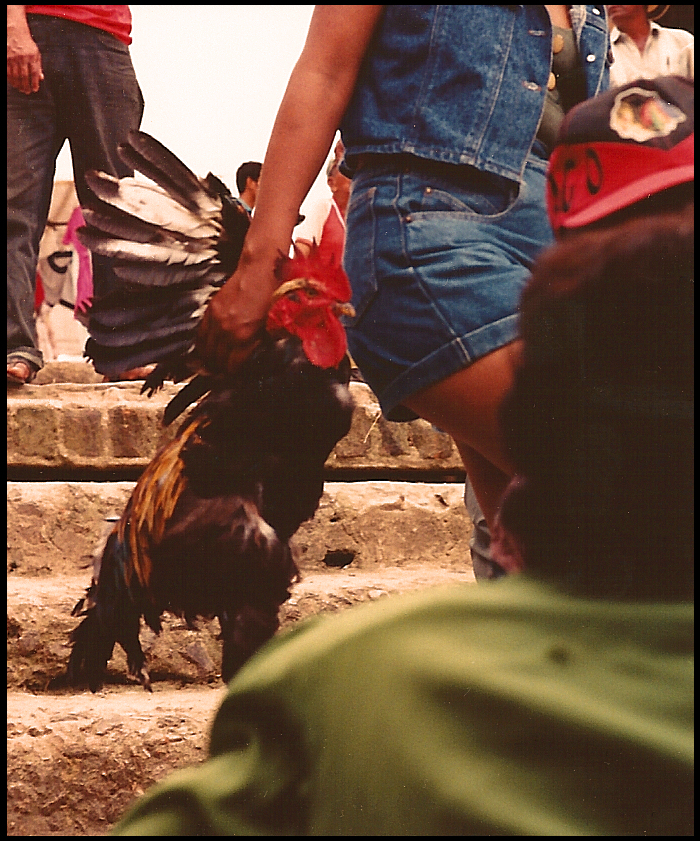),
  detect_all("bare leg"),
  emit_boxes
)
[456,443,511,531]
[463,472,504,580]
[404,341,520,527]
